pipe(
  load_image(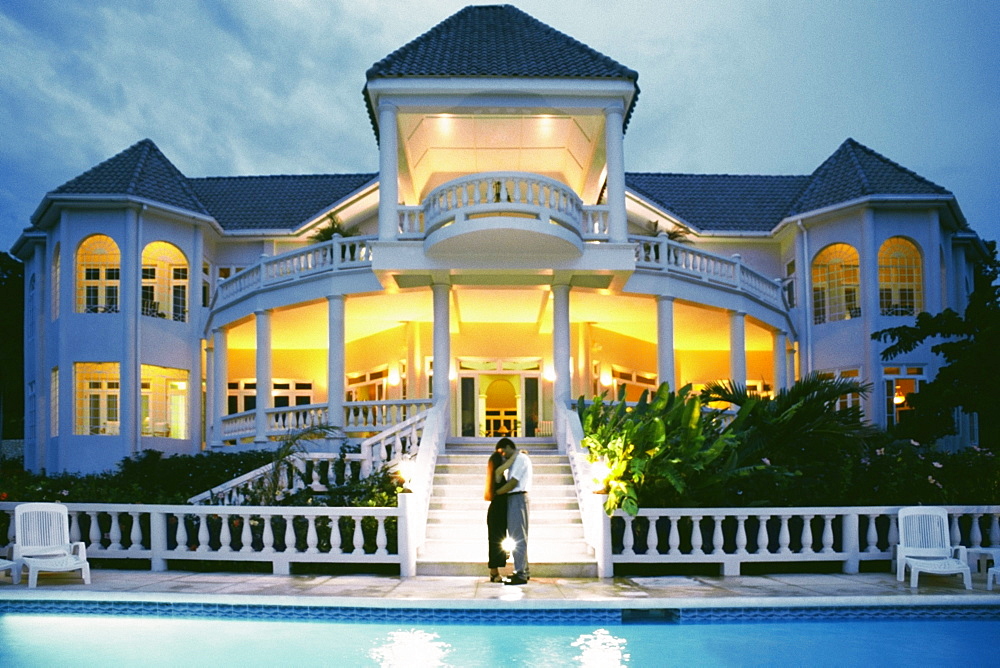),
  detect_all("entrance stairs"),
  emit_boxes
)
[416,439,597,577]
